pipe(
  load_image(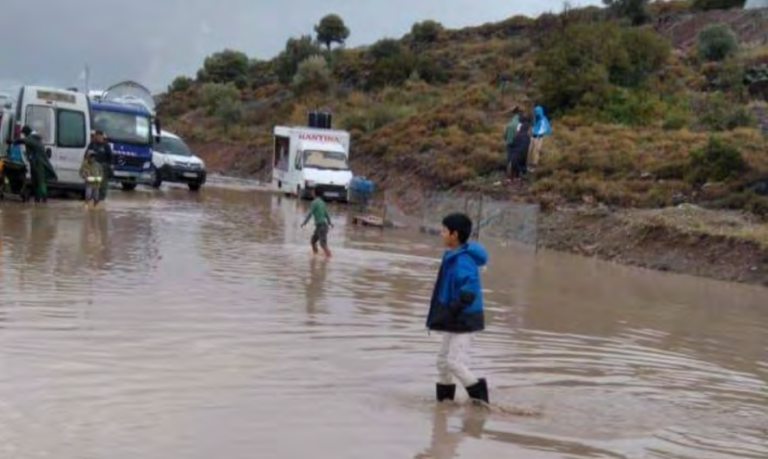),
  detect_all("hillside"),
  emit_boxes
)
[157,2,768,286]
